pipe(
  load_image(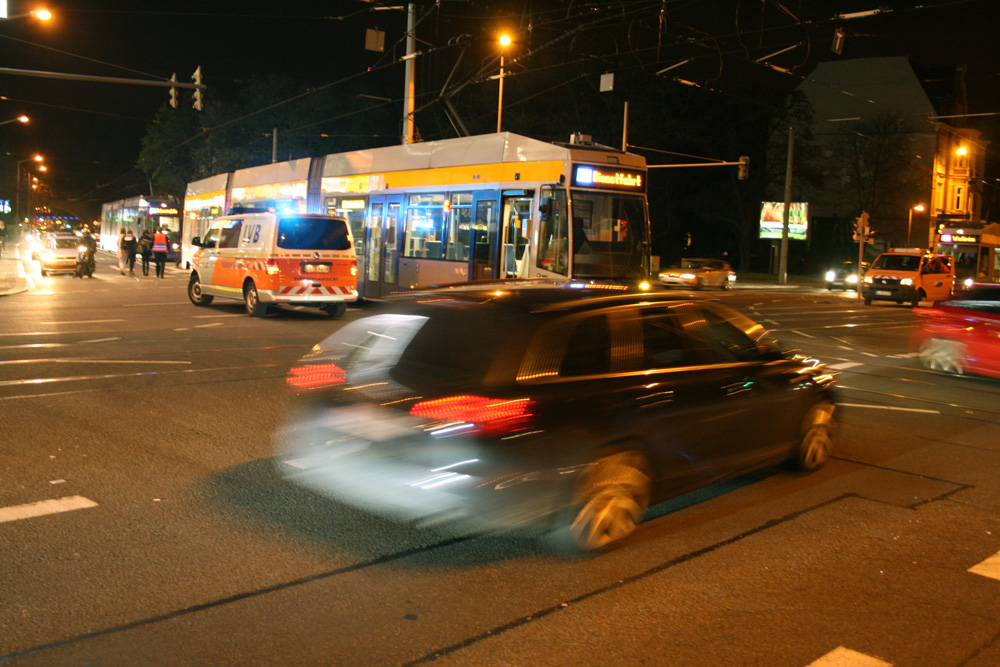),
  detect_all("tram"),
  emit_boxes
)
[934,223,1000,287]
[99,196,182,261]
[182,132,651,297]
